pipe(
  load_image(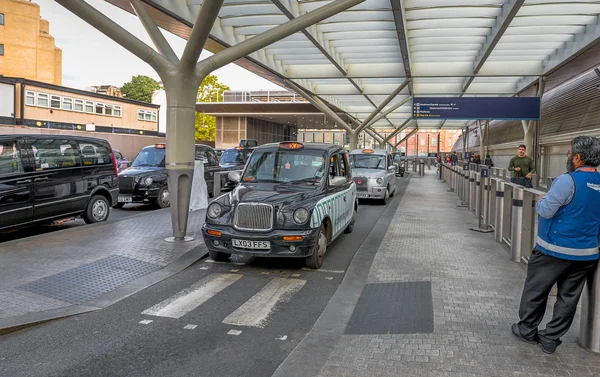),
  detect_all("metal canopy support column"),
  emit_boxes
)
[57,0,364,241]
[354,78,411,135]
